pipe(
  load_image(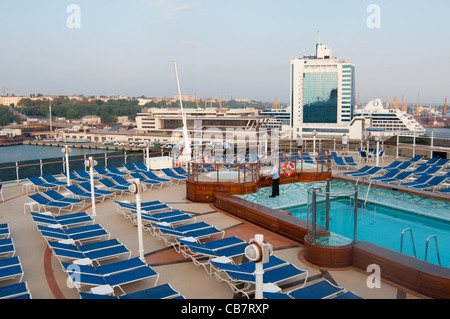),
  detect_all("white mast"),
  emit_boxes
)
[173,59,191,161]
